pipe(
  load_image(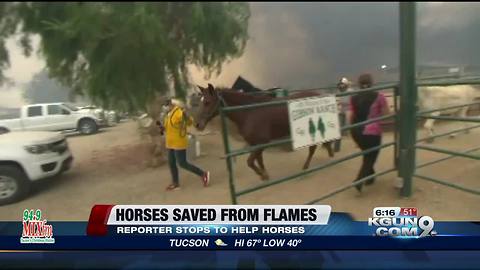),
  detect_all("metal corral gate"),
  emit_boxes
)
[218,3,480,204]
